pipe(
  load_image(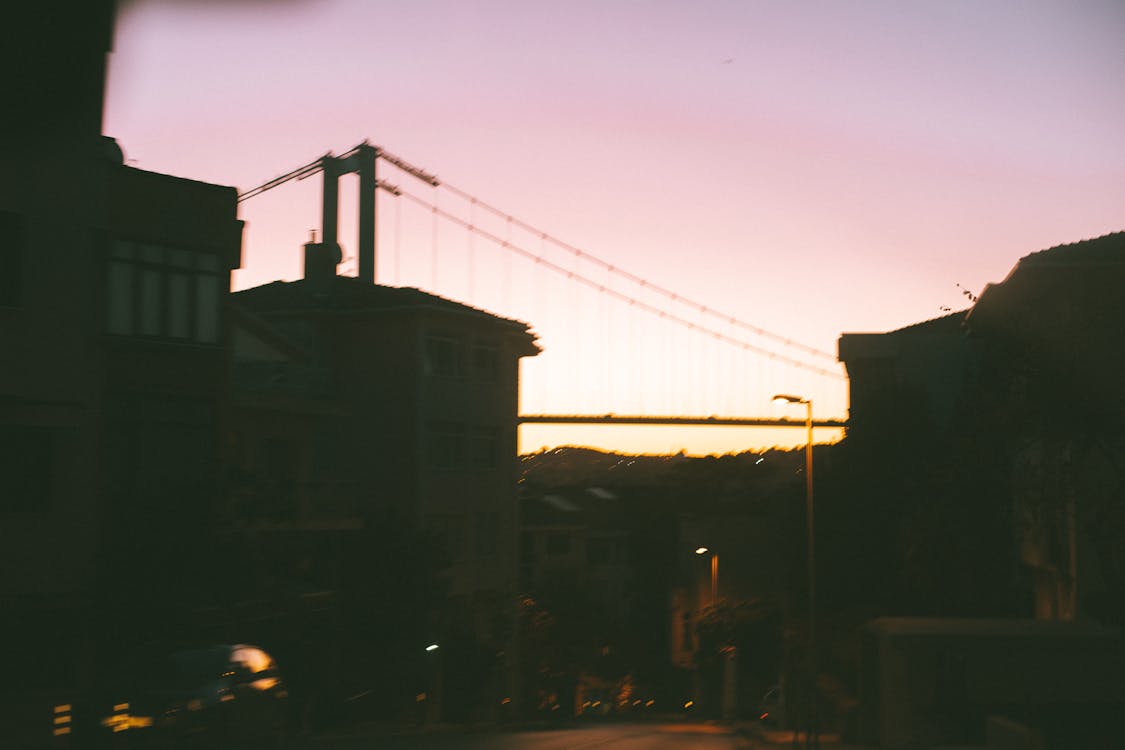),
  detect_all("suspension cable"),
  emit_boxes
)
[438,180,837,362]
[399,187,845,380]
[238,143,838,365]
